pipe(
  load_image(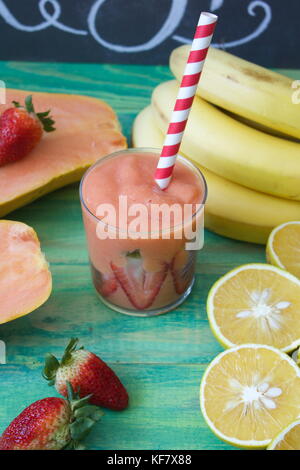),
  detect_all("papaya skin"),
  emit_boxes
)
[0,220,52,324]
[0,166,86,217]
[0,89,127,216]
